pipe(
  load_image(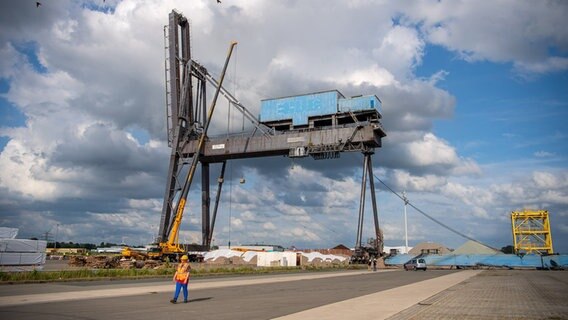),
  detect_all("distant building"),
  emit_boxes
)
[95,246,123,253]
[384,246,413,255]
[408,242,451,255]
[219,245,285,252]
[300,244,351,257]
